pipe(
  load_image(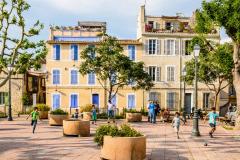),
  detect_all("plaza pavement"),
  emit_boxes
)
[0,116,240,160]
